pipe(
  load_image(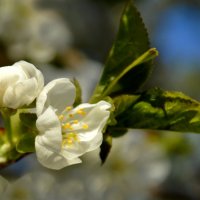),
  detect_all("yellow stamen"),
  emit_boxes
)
[62,132,79,147]
[66,106,72,111]
[73,134,79,142]
[67,139,73,144]
[77,109,86,116]
[63,123,73,130]
[73,120,79,124]
[68,132,74,137]
[58,115,64,121]
[69,132,79,140]
[69,113,74,118]
[82,124,89,129]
